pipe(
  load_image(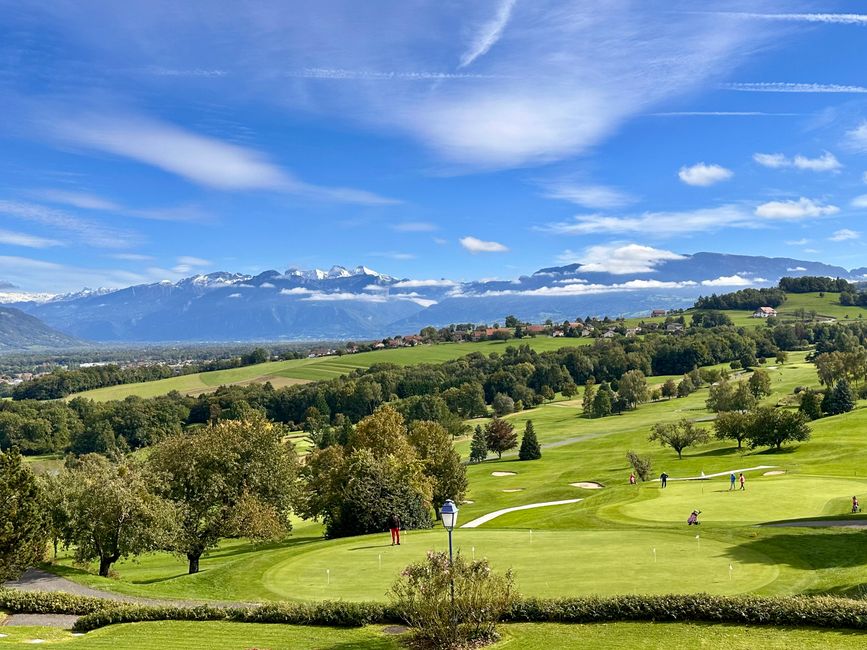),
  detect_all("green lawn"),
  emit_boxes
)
[71,337,593,401]
[1,621,865,649]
